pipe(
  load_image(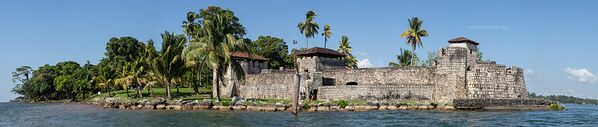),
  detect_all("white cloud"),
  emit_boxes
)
[357,59,375,68]
[564,68,598,84]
